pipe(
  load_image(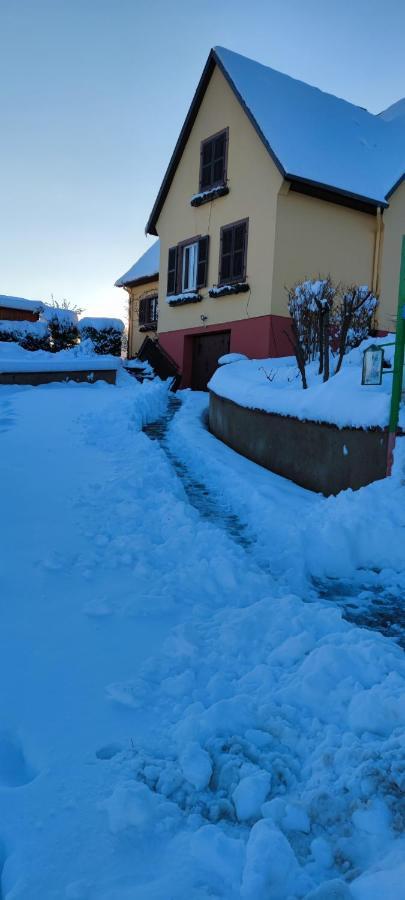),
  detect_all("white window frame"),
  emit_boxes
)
[182,242,198,292]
